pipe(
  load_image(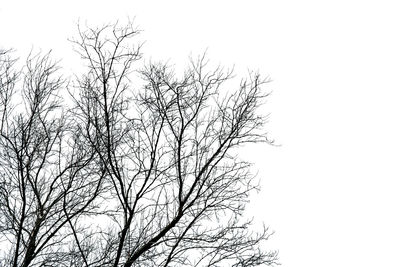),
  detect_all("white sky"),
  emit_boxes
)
[1,1,400,266]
